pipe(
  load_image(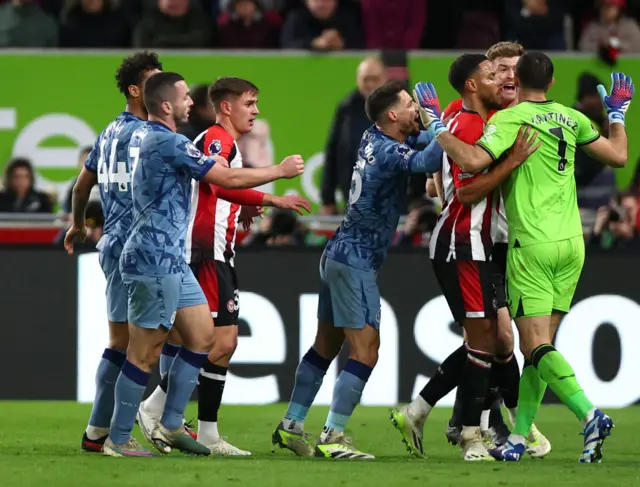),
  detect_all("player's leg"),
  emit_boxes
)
[273,253,343,456]
[315,259,378,459]
[103,274,177,457]
[82,253,130,452]
[159,328,182,379]
[152,269,213,456]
